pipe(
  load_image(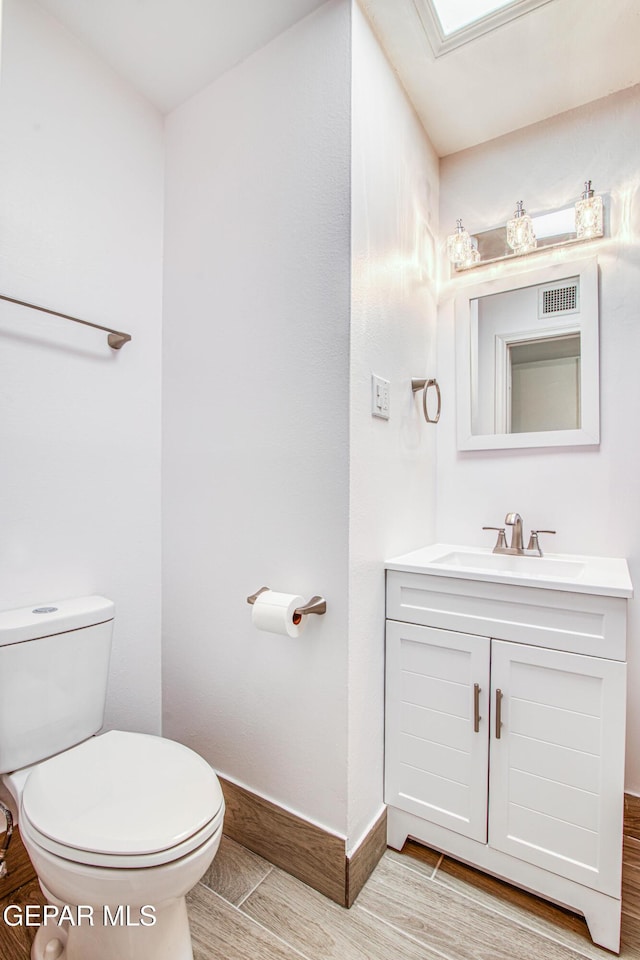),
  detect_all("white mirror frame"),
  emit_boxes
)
[455,256,600,451]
